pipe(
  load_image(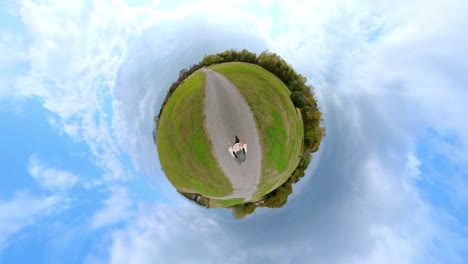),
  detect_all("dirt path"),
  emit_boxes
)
[203,68,261,200]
